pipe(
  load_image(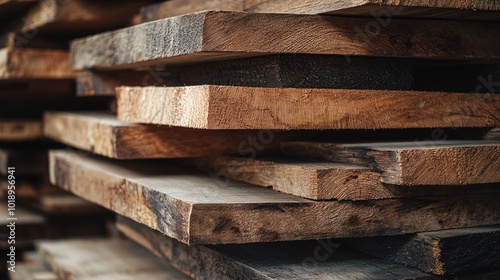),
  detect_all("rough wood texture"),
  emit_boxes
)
[37,239,190,280]
[71,11,500,70]
[77,55,413,96]
[117,216,436,280]
[344,226,500,275]
[0,47,74,80]
[281,141,500,185]
[184,156,500,200]
[49,150,500,245]
[19,0,158,35]
[0,120,42,141]
[141,0,500,21]
[44,111,295,159]
[117,85,500,130]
